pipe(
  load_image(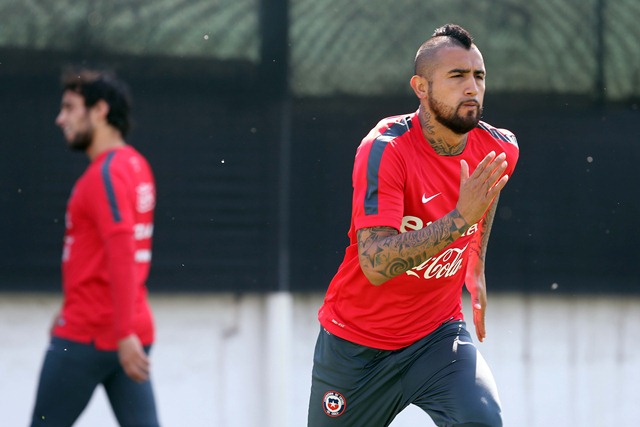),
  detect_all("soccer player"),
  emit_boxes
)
[307,24,519,427]
[30,68,160,426]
